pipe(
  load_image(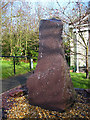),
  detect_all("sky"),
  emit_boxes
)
[20,0,89,10]
[2,0,89,9]
[24,0,90,3]
[18,0,90,10]
[2,0,89,19]
[2,0,90,3]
